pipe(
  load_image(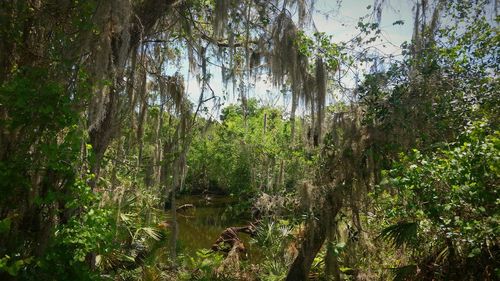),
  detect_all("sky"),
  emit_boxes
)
[180,0,416,119]
[314,0,414,55]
